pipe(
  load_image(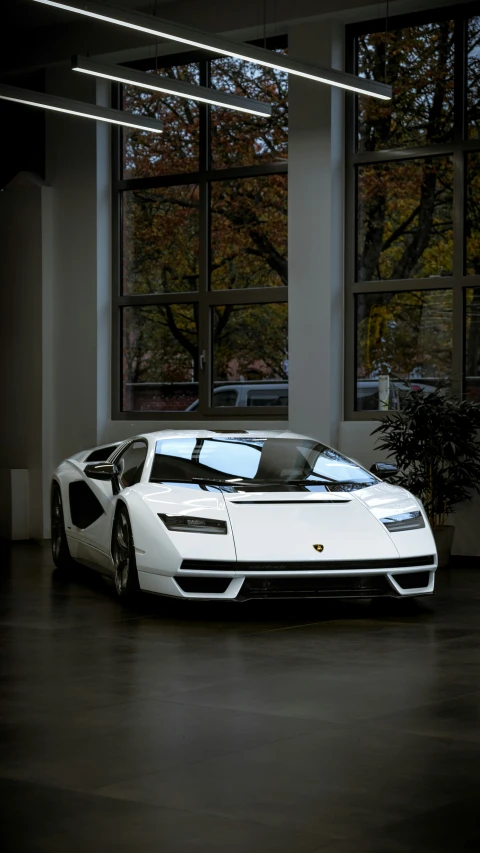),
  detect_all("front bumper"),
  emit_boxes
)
[137,556,436,600]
